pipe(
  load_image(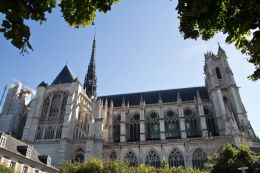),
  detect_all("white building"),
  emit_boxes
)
[1,38,259,169]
